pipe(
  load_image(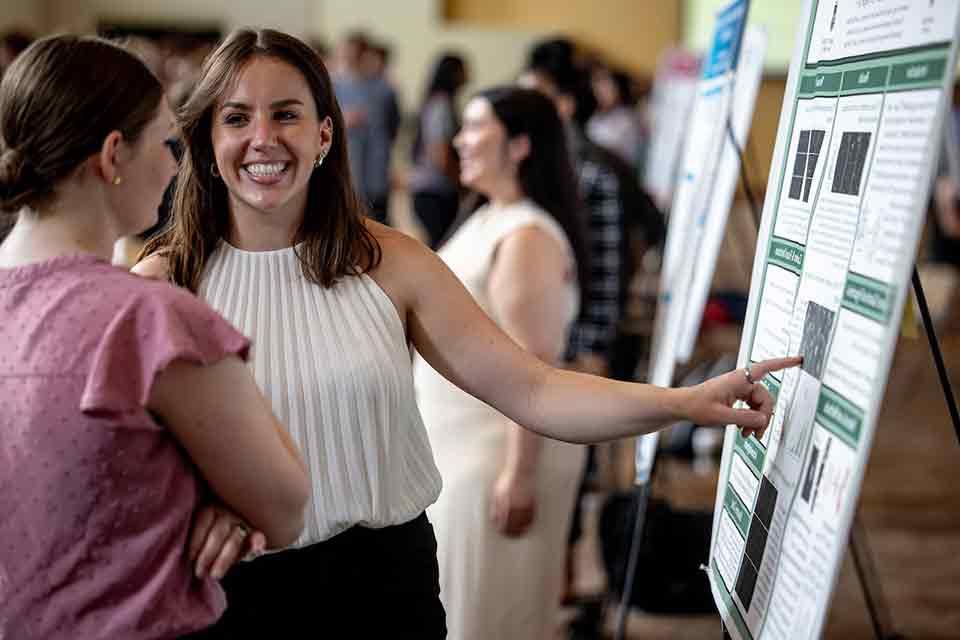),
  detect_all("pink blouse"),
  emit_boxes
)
[0,255,250,639]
